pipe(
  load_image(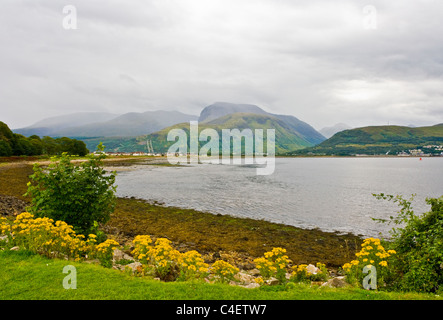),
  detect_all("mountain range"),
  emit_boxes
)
[13,102,326,154]
[14,111,198,138]
[12,102,441,156]
[292,124,443,156]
